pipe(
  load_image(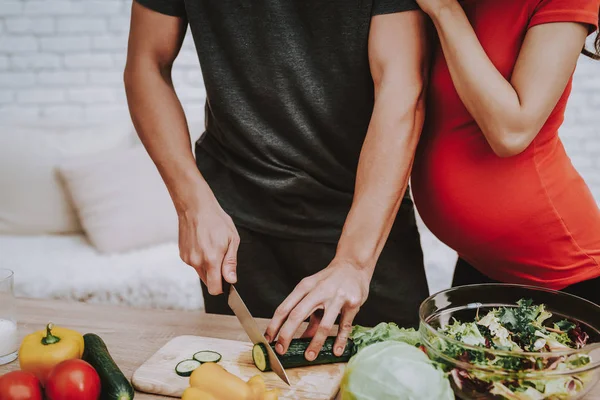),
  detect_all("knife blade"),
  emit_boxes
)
[227,285,291,385]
